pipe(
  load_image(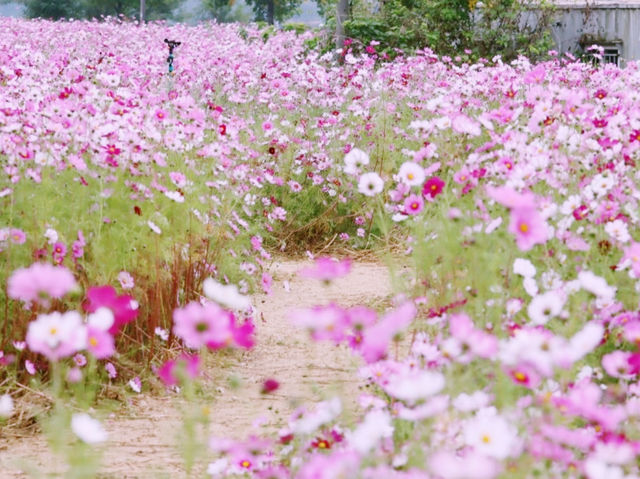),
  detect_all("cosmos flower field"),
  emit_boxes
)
[2,16,640,479]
